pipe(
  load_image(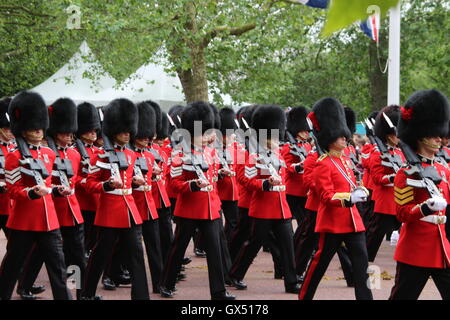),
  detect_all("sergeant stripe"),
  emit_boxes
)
[395,196,414,205]
[394,191,413,200]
